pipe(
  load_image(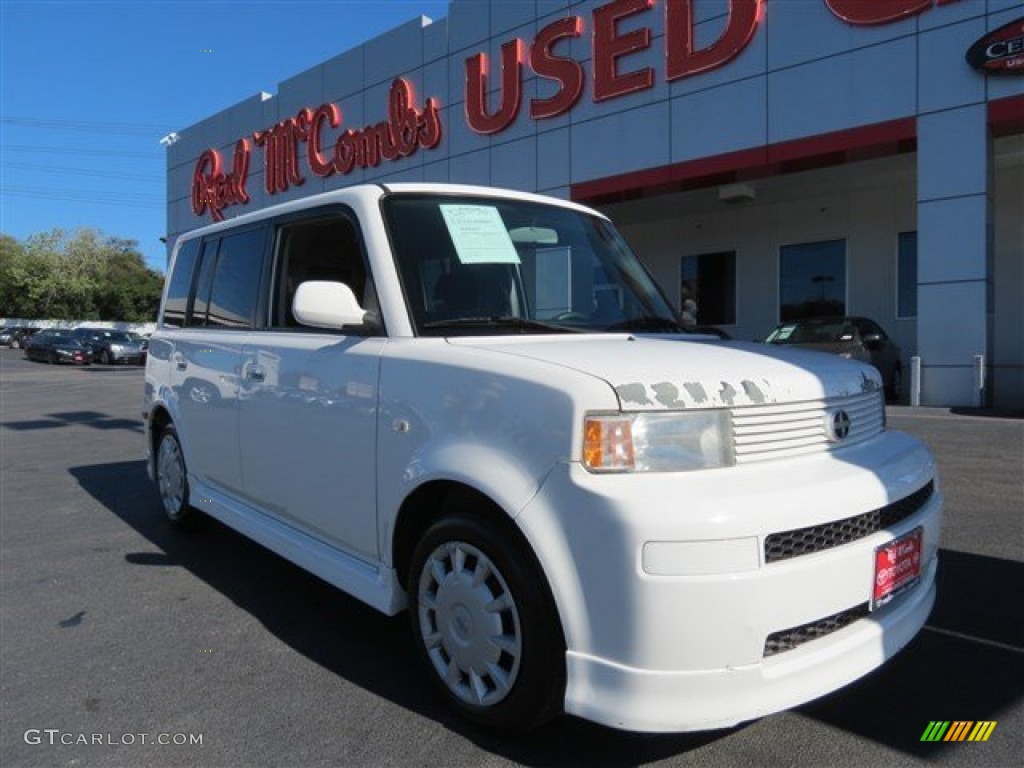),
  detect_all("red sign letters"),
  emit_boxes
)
[191,79,441,222]
[465,0,764,134]
[191,139,251,223]
[190,0,971,220]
